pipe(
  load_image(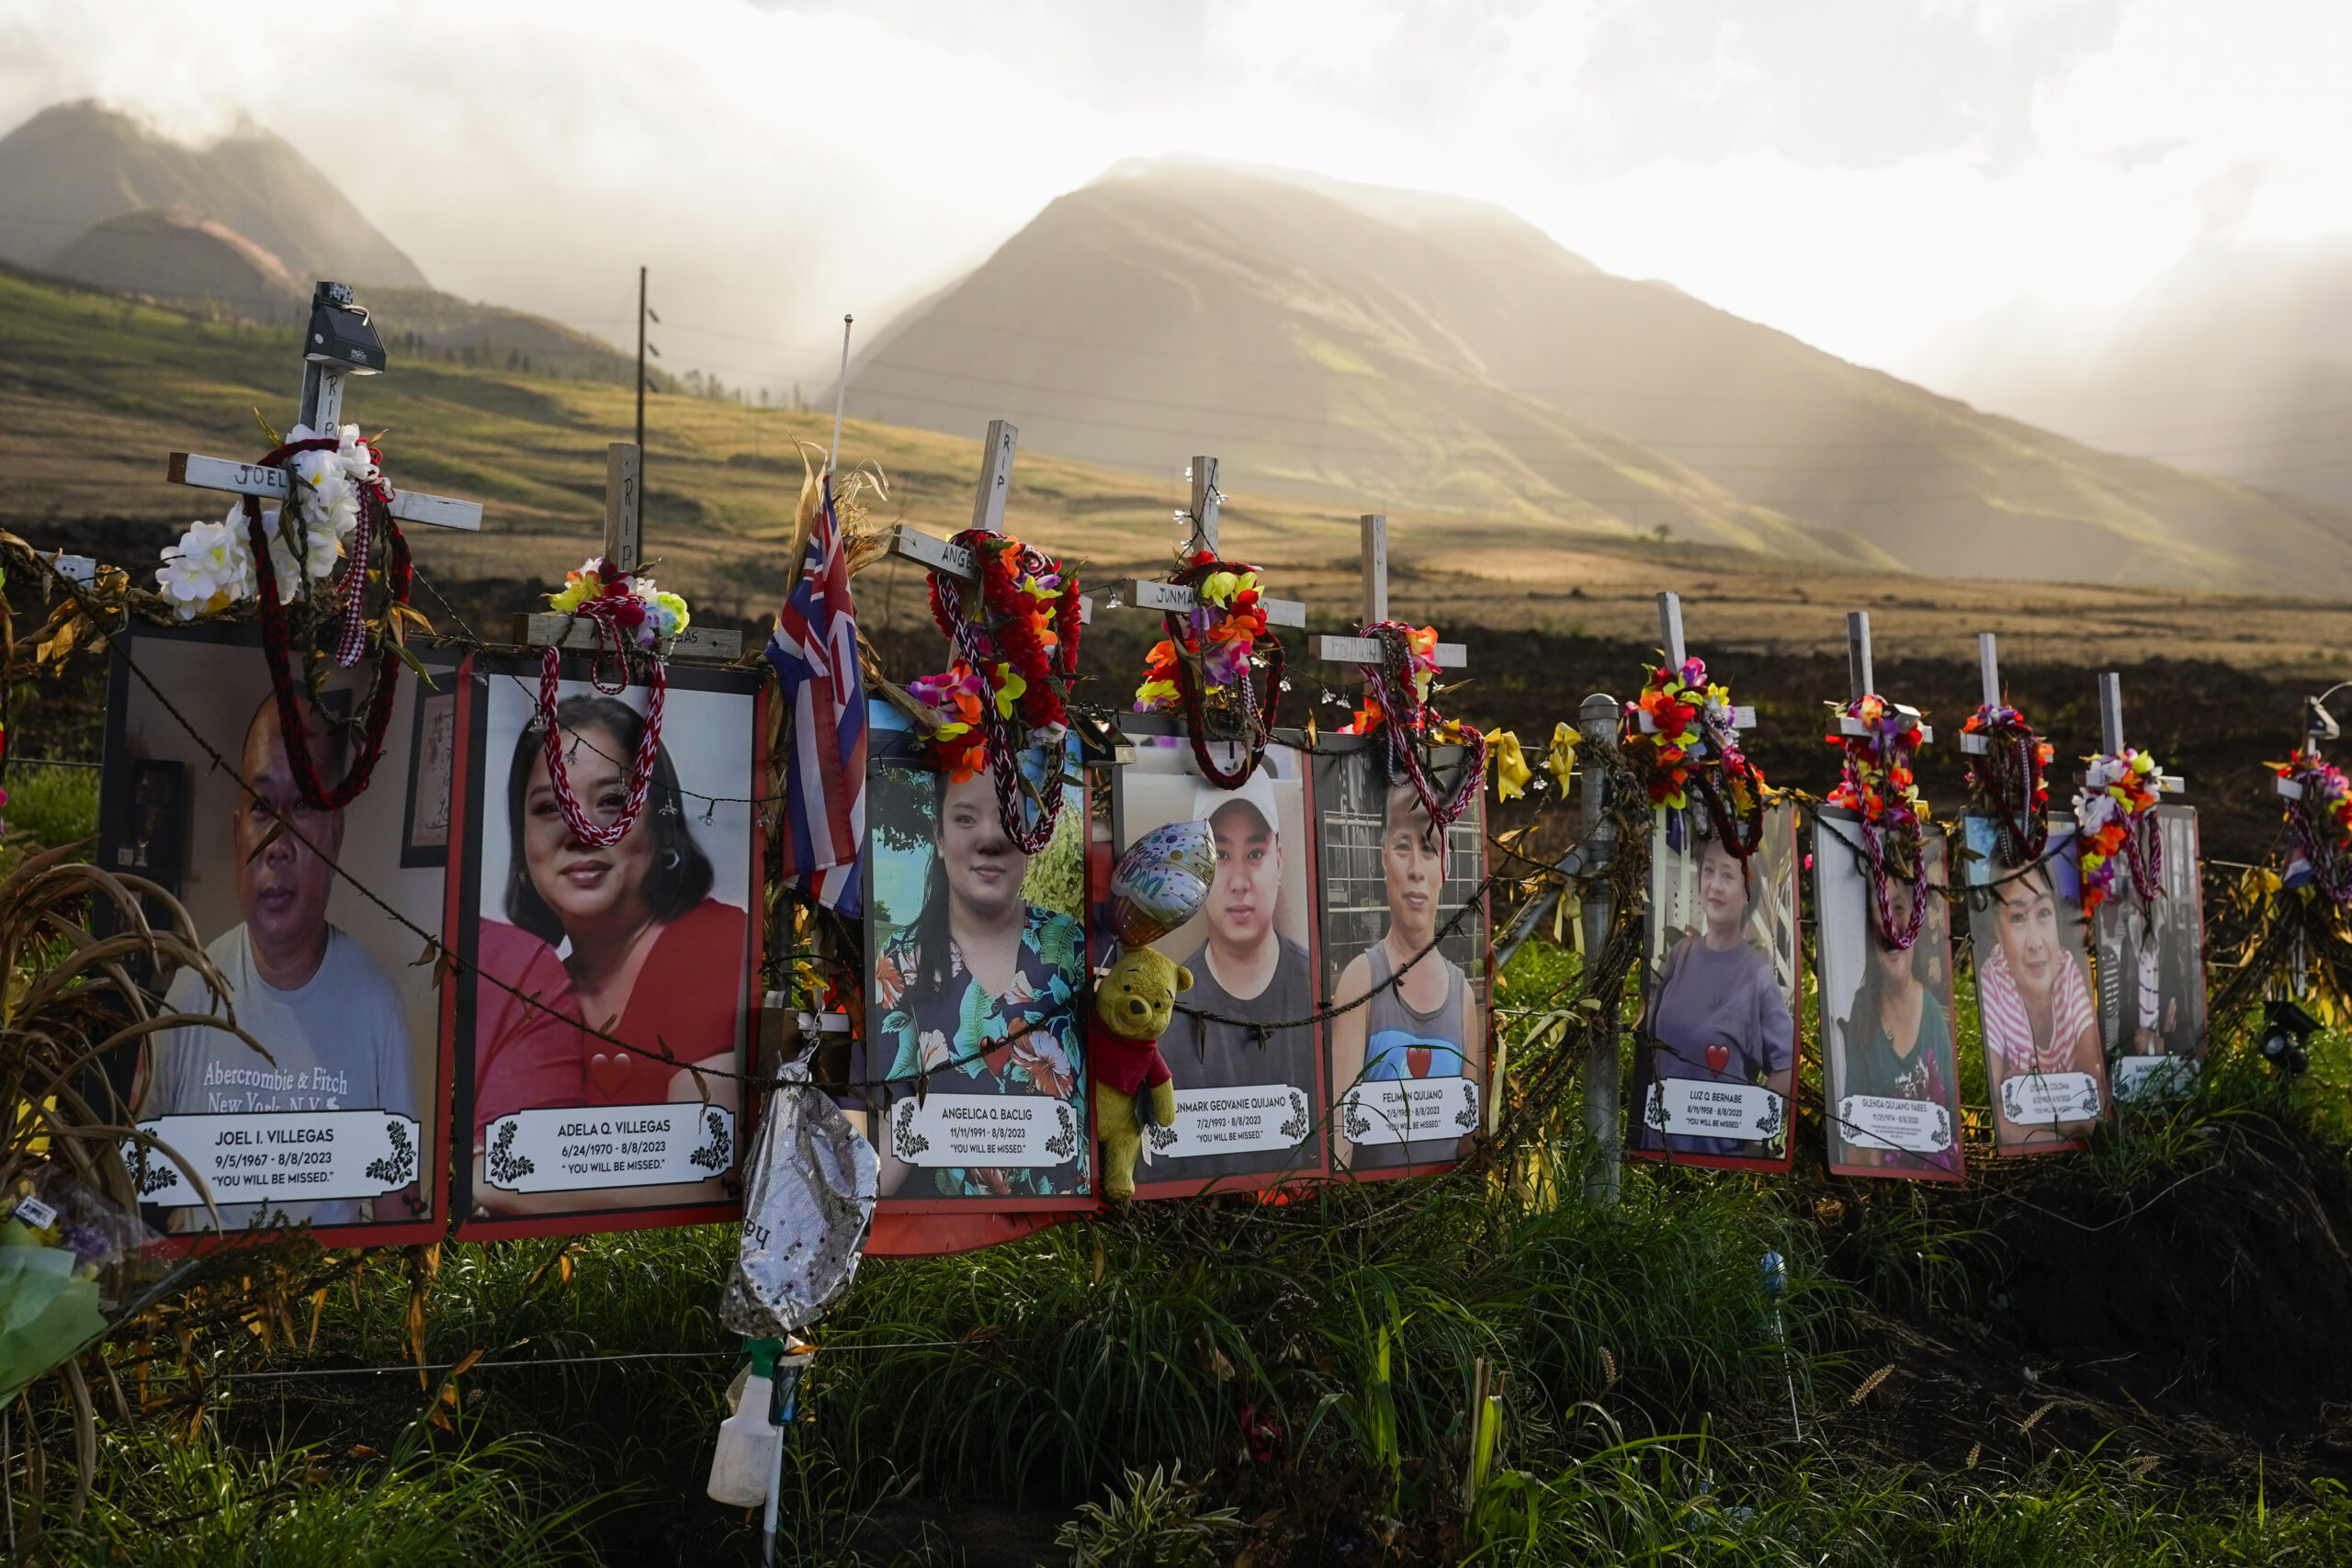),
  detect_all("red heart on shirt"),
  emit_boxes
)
[586,1051,632,1098]
[1408,1046,1433,1079]
[1704,1043,1730,1075]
